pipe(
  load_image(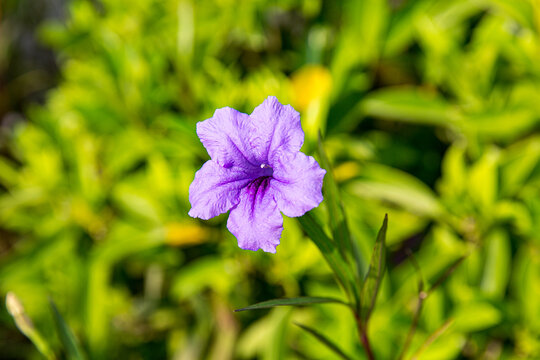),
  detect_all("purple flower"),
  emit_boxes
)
[188,96,326,253]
